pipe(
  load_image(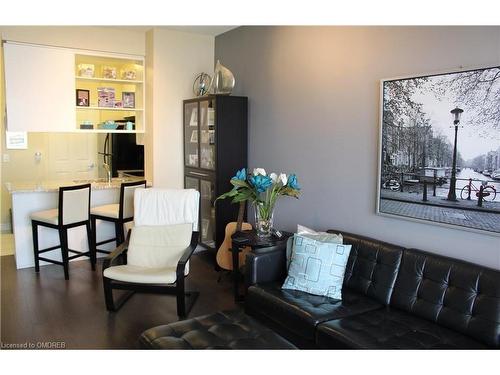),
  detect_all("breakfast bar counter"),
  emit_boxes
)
[7,178,144,269]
